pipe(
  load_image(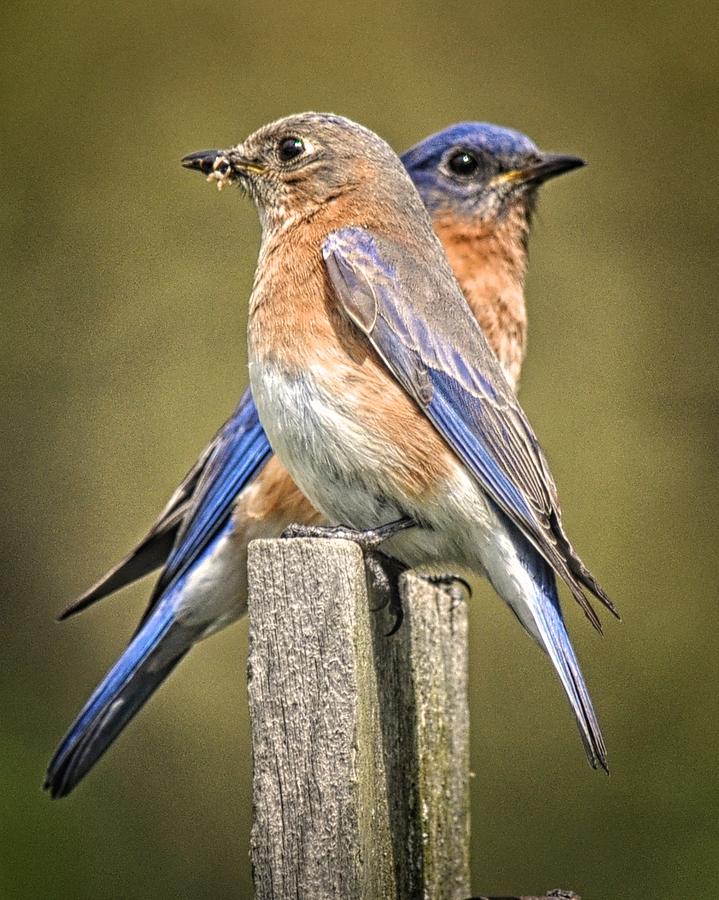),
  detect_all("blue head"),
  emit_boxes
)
[401,122,584,226]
